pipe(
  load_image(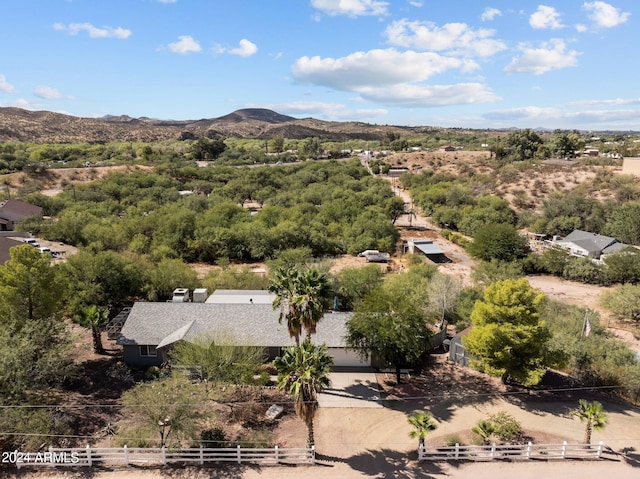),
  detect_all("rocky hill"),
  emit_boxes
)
[0,107,422,143]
